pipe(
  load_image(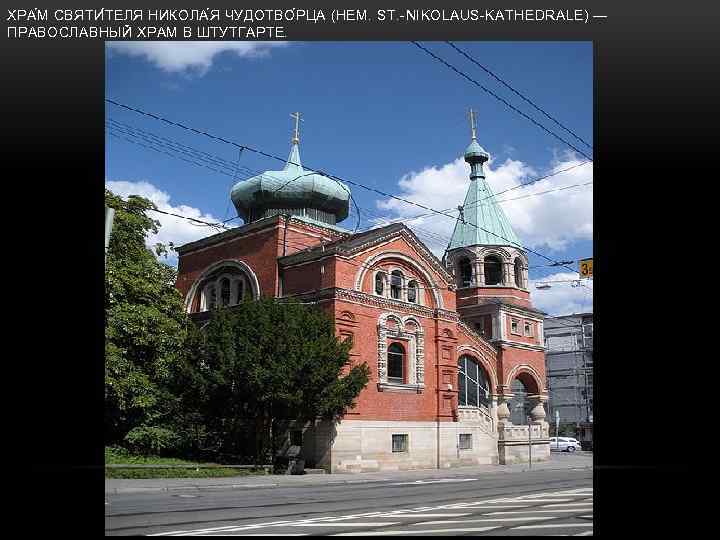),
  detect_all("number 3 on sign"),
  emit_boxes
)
[579,258,593,278]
